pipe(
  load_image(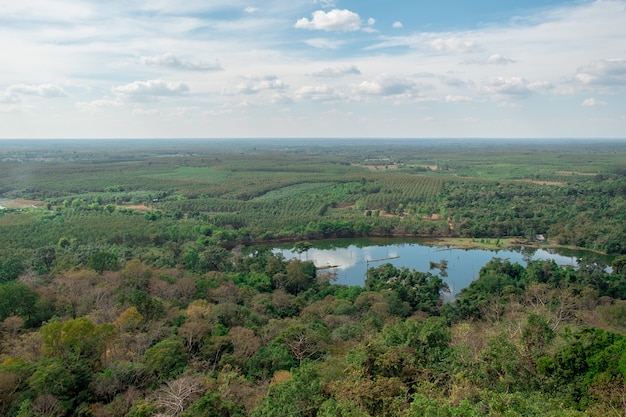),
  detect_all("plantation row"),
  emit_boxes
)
[1,140,626,261]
